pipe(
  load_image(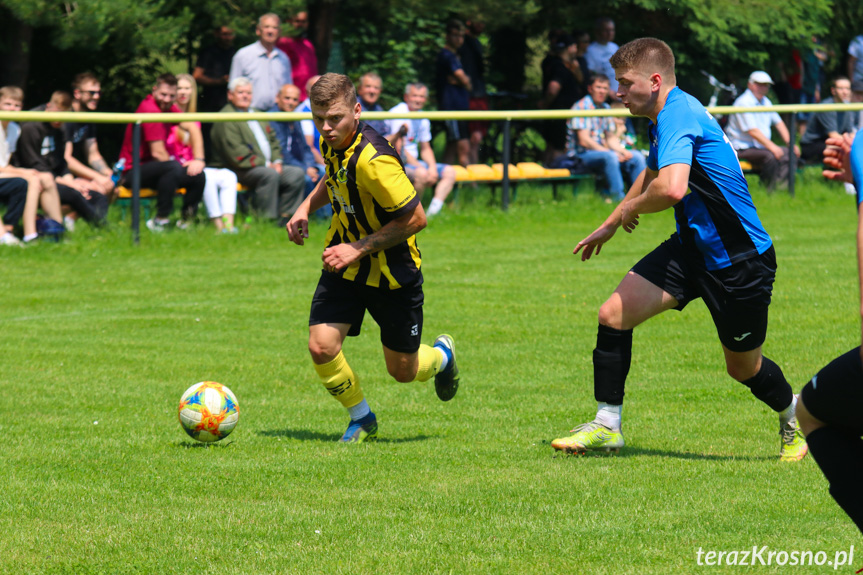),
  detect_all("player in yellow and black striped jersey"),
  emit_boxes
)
[286,73,462,444]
